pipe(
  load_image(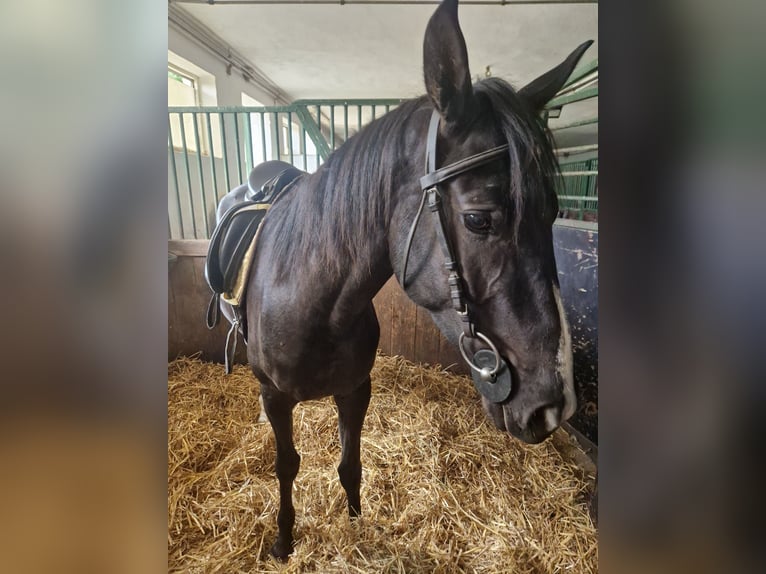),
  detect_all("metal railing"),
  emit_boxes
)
[168,99,403,239]
[168,64,597,238]
[546,57,598,222]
